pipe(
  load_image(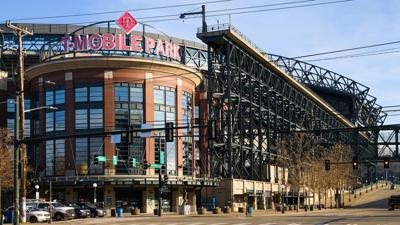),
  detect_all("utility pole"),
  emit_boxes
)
[5,21,33,224]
